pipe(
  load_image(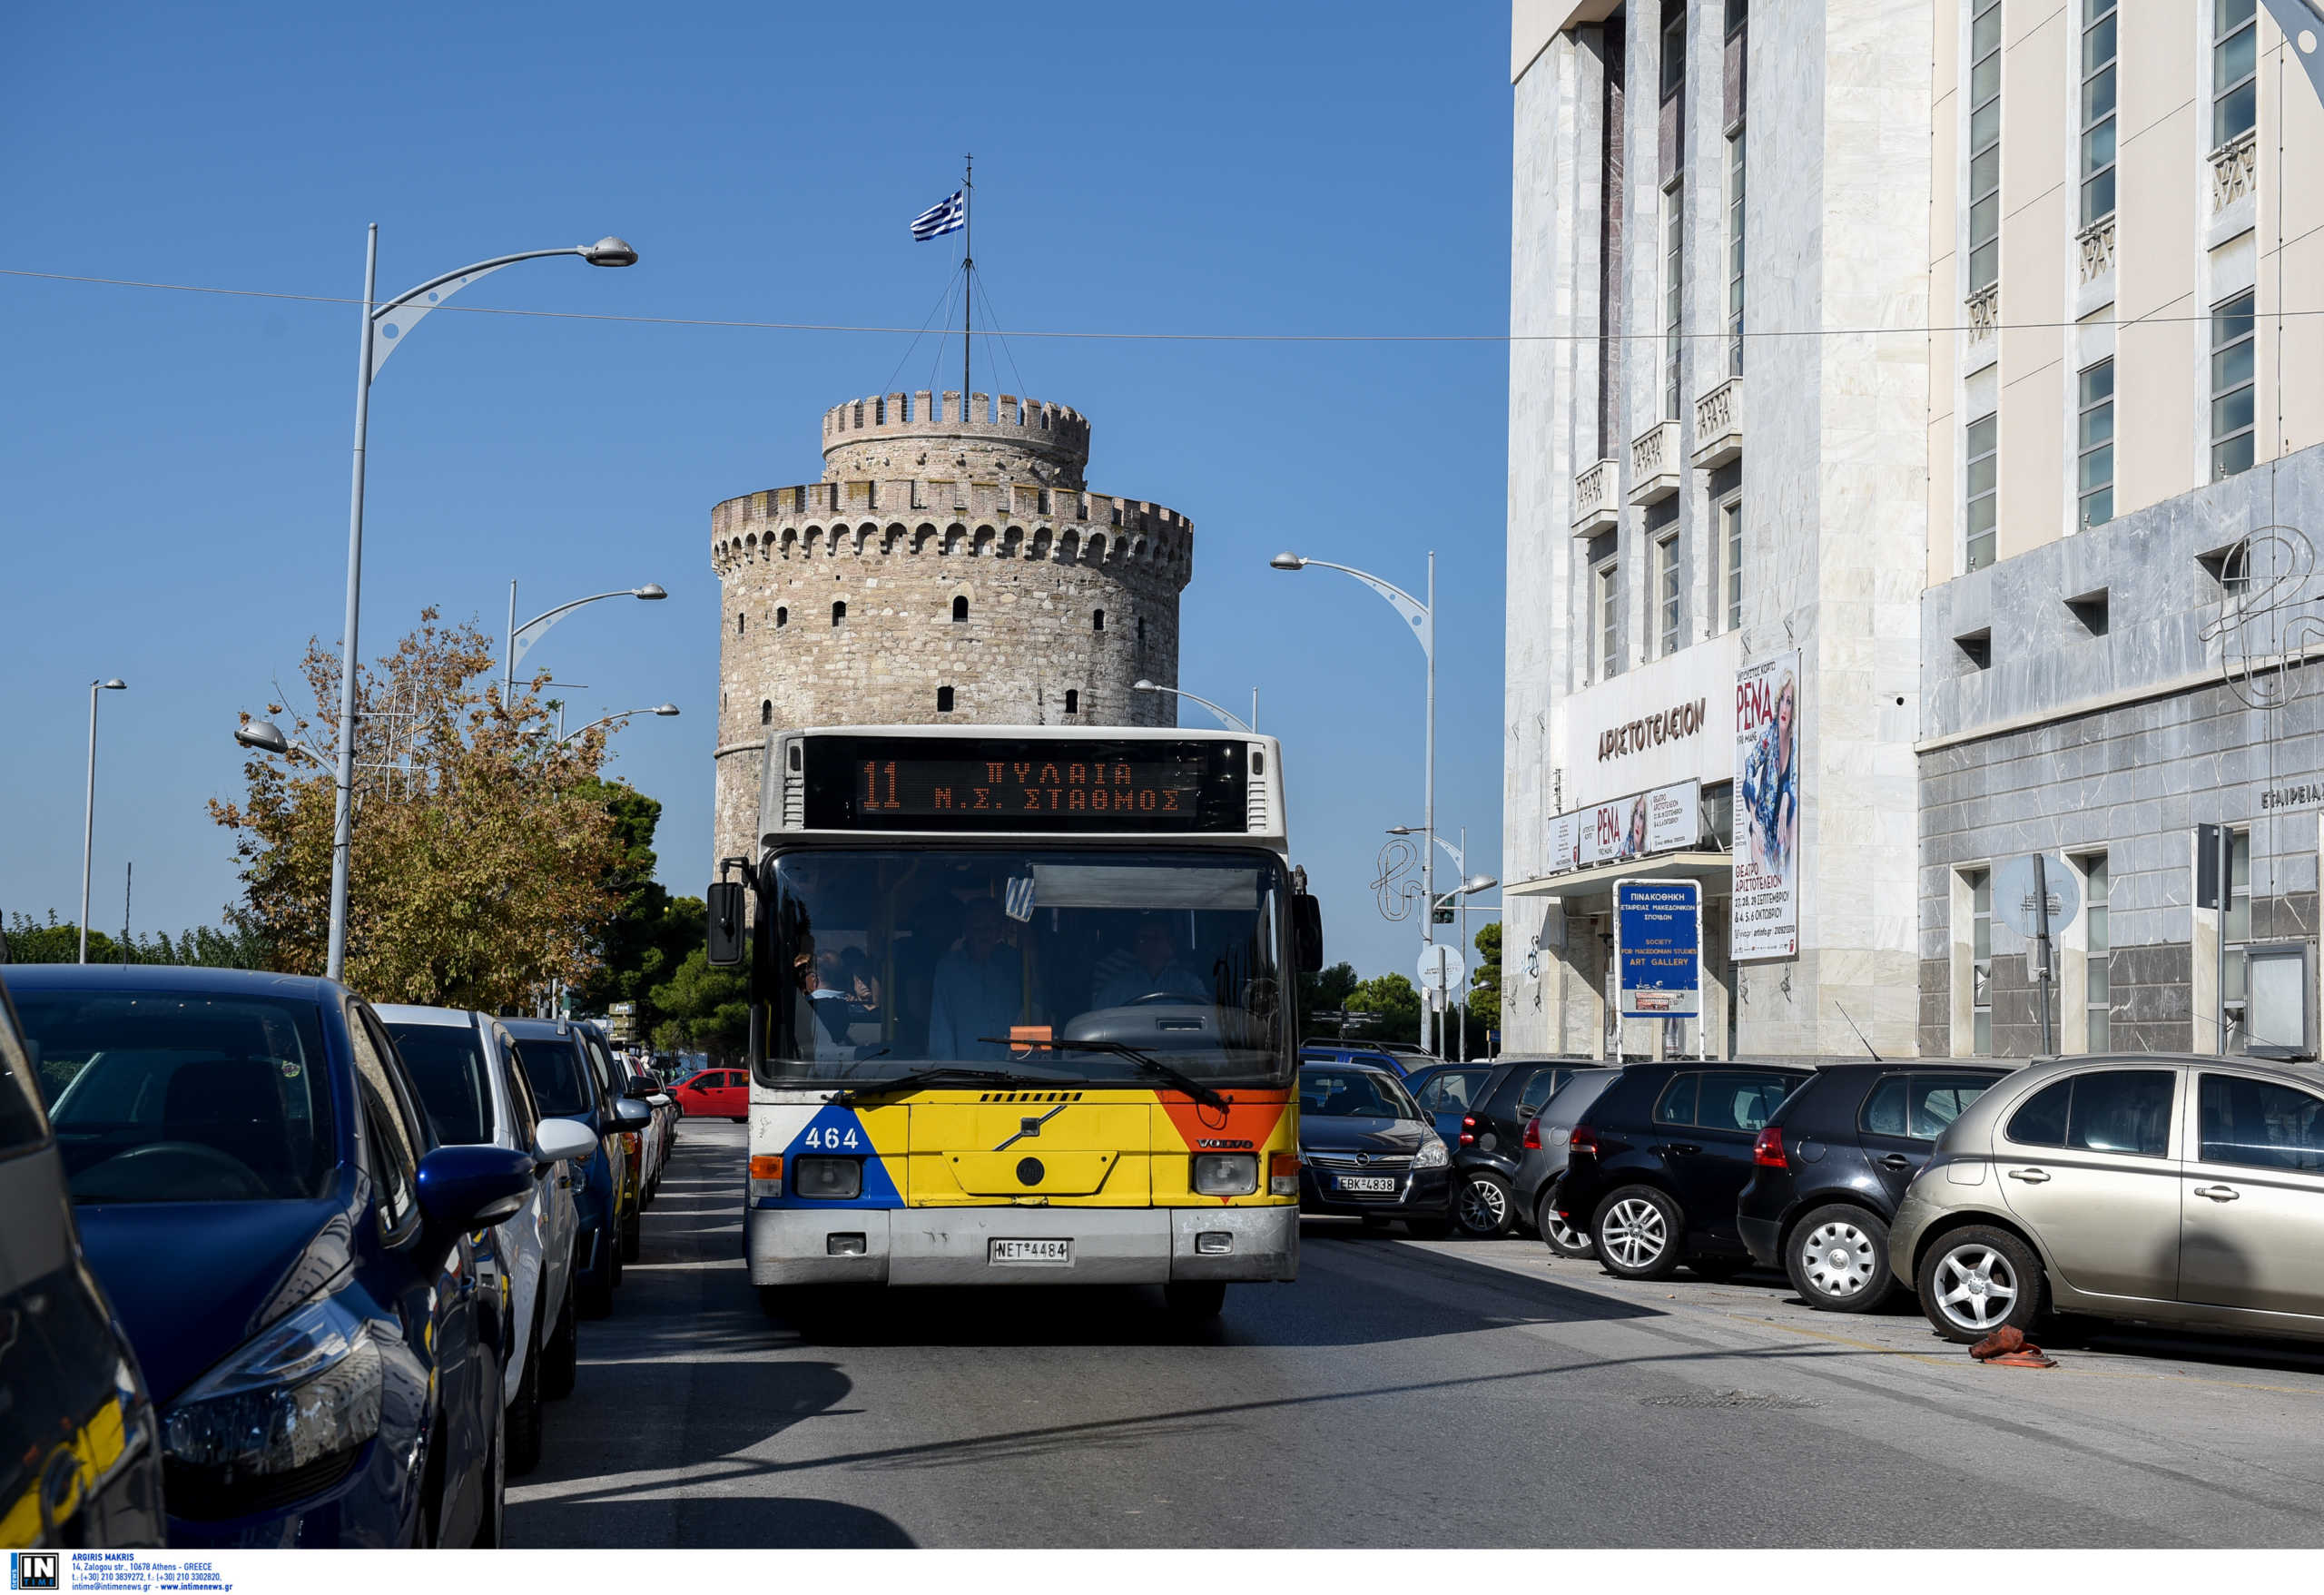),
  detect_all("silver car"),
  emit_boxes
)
[378,1005,593,1472]
[1890,1054,2324,1345]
